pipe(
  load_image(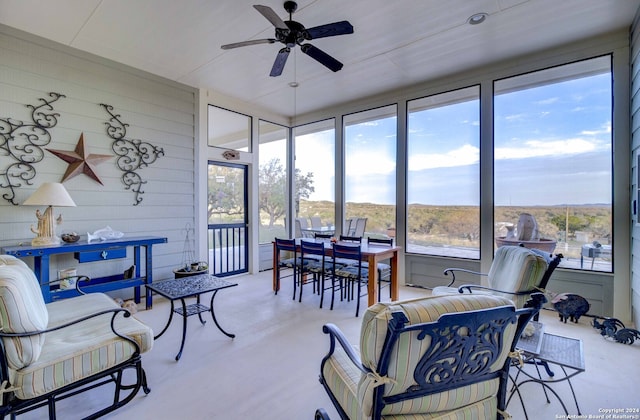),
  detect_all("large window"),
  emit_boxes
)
[494,56,612,272]
[343,105,397,238]
[258,120,288,243]
[407,86,480,258]
[293,119,336,237]
[207,105,251,152]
